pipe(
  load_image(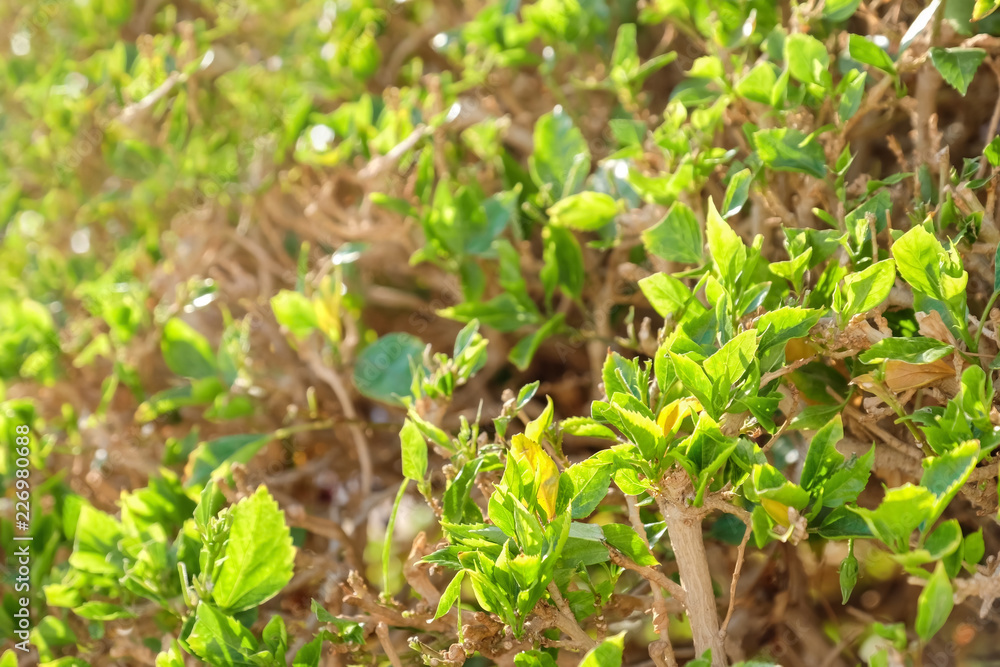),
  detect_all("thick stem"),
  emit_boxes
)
[657,495,726,667]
